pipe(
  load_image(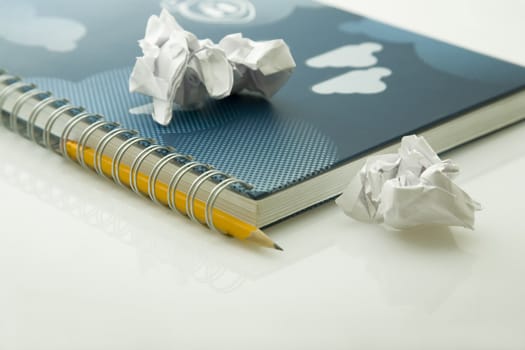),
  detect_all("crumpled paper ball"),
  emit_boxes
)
[336,135,482,229]
[129,9,296,125]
